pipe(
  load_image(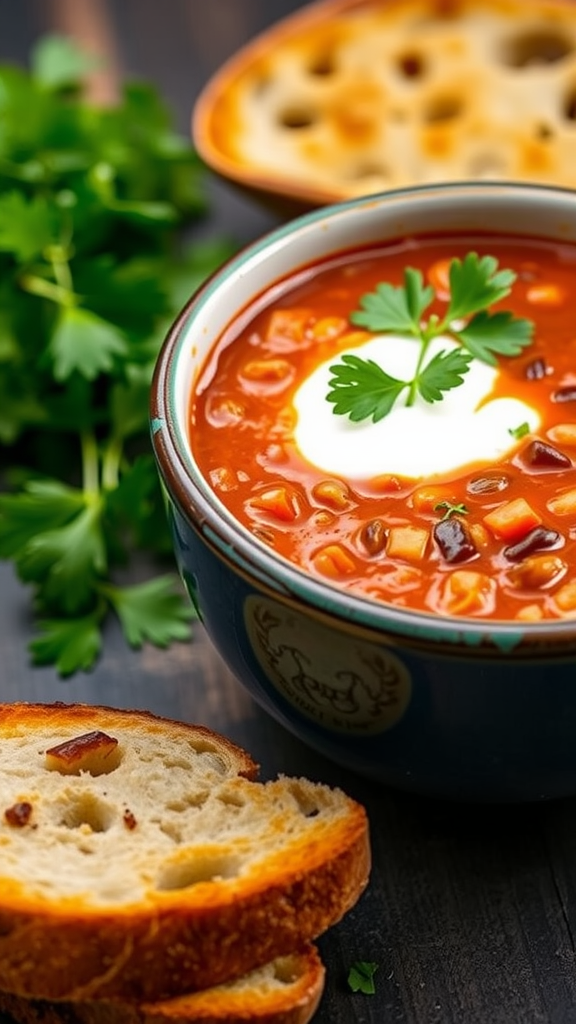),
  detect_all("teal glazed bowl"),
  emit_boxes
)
[151,182,576,802]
